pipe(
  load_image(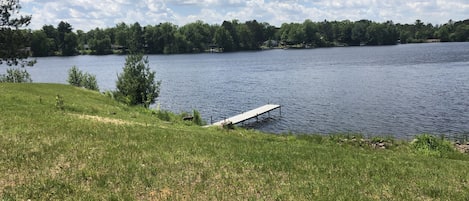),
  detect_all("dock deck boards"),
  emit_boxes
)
[211,104,281,126]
